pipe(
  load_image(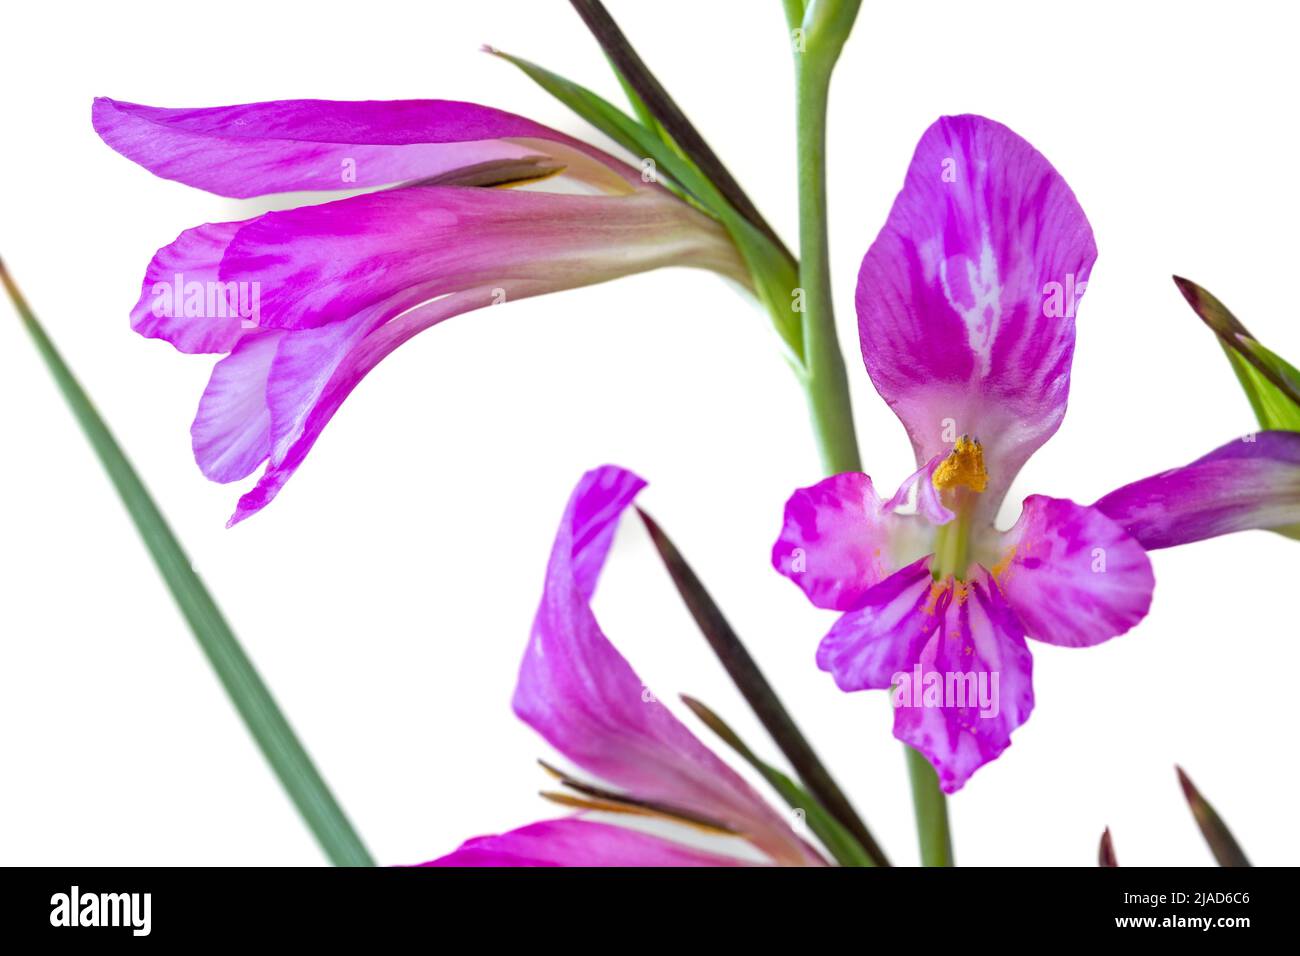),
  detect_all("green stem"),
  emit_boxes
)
[795,58,860,476]
[791,4,954,865]
[2,259,374,867]
[907,747,954,866]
